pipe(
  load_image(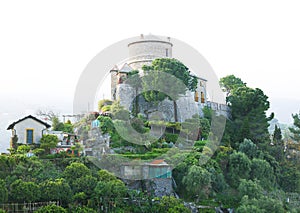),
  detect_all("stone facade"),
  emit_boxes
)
[110,34,229,121]
[127,35,172,70]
